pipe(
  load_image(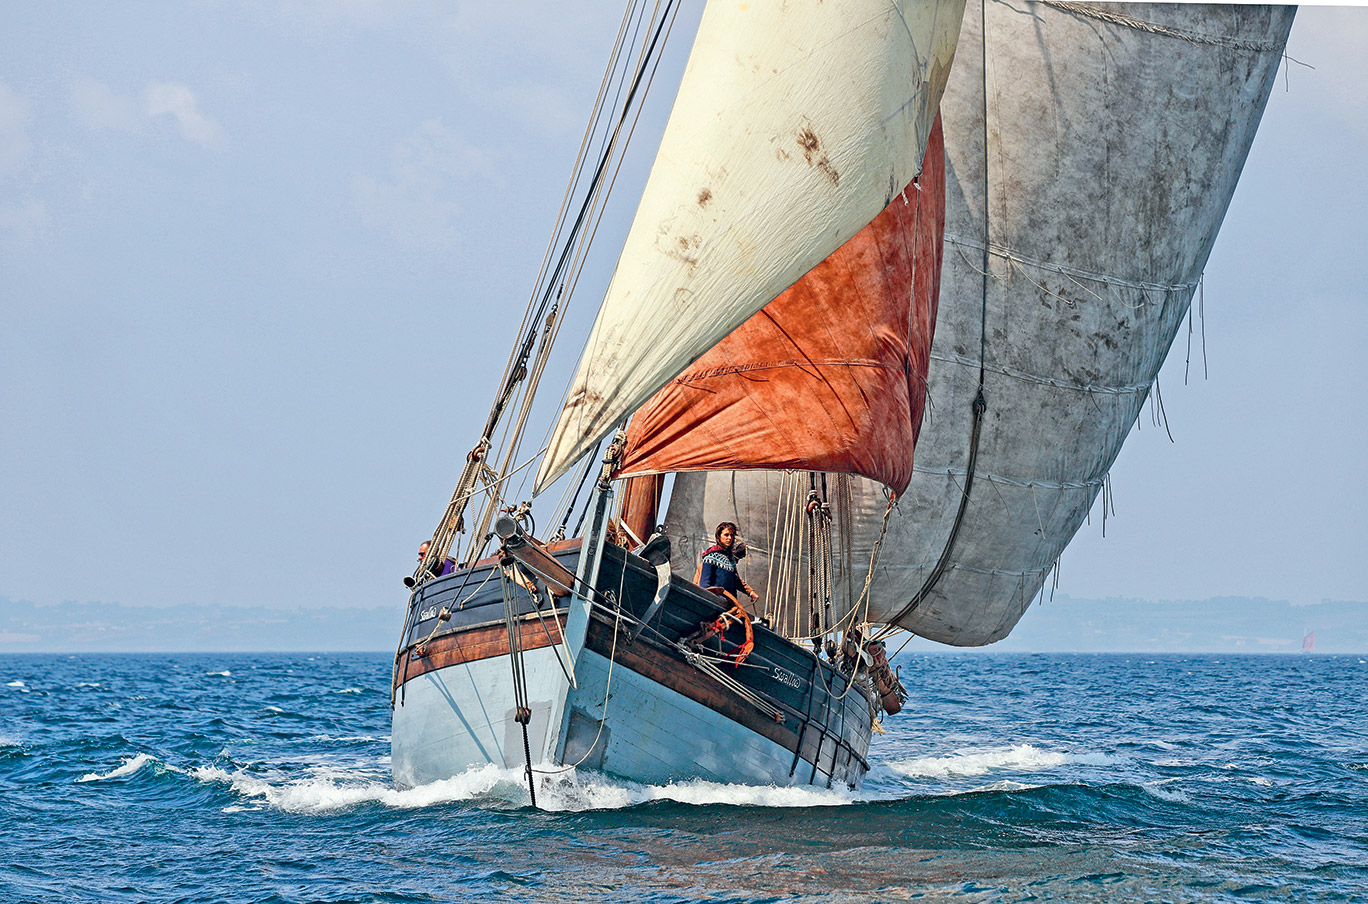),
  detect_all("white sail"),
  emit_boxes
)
[666,1,1294,643]
[535,0,965,492]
